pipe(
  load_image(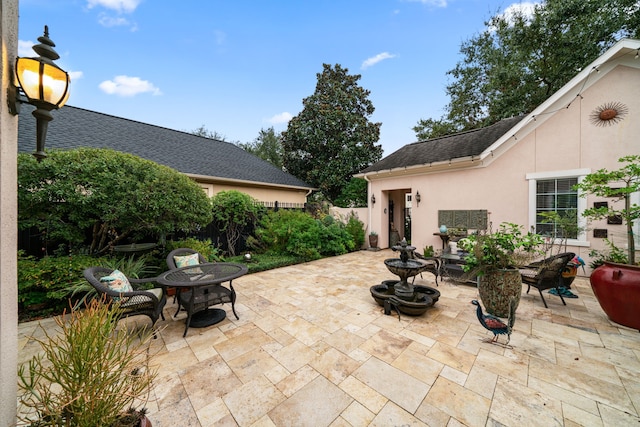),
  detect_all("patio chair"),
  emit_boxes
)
[166,248,209,303]
[520,252,576,308]
[412,252,441,285]
[83,267,166,336]
[166,248,208,270]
